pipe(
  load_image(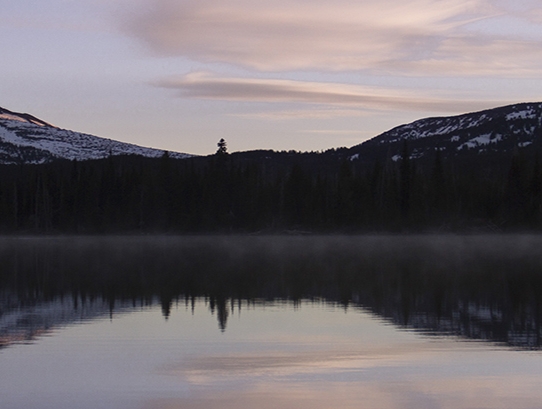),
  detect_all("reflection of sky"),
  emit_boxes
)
[1,300,542,409]
[3,1,542,154]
